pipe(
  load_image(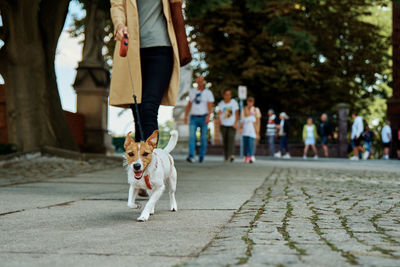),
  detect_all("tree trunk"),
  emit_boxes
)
[0,0,78,152]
